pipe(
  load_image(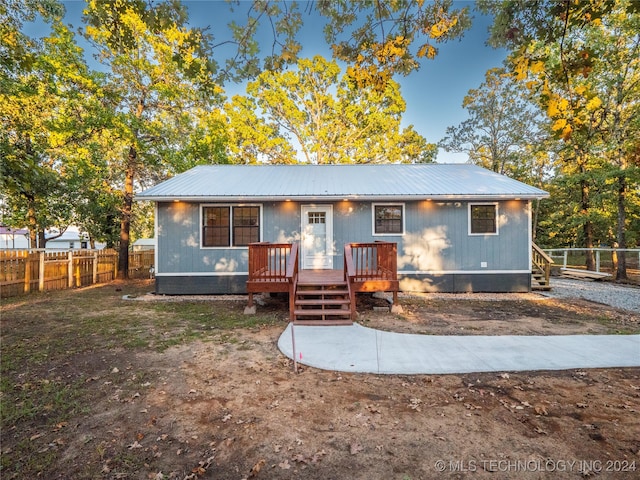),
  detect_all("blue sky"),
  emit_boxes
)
[26,1,508,163]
